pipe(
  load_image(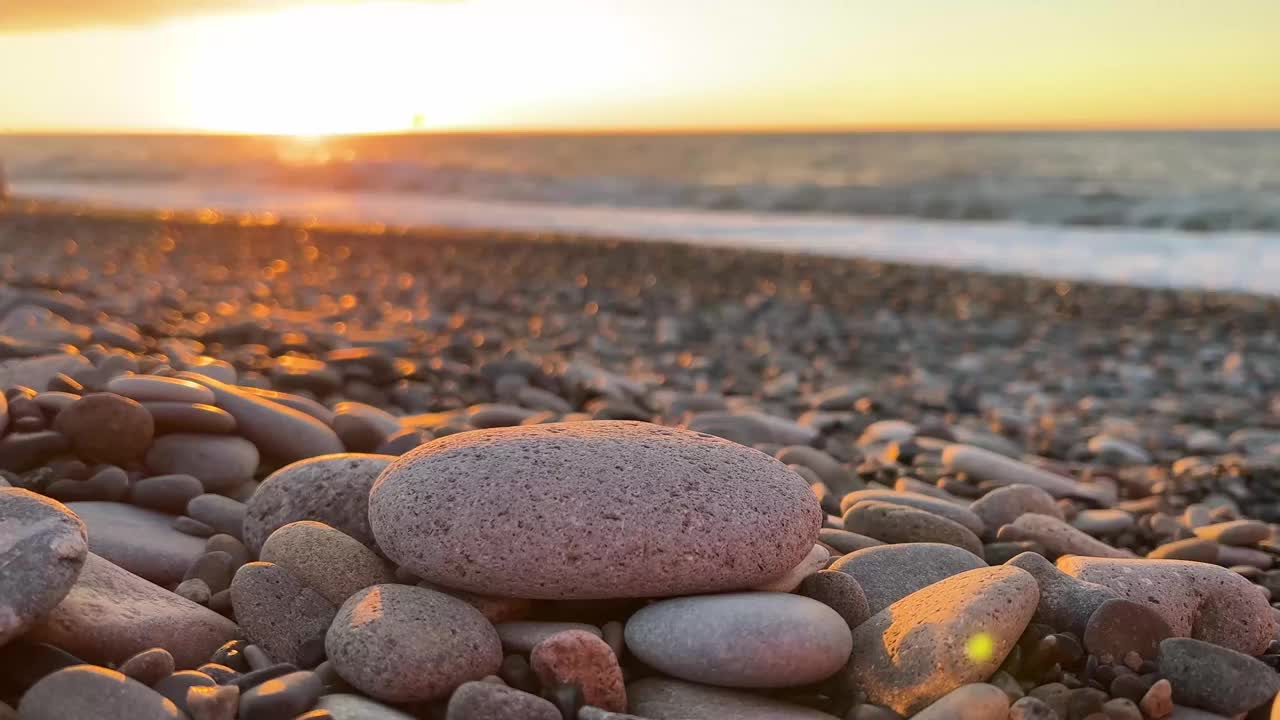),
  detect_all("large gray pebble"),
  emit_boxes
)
[830,543,987,613]
[325,584,502,703]
[259,521,395,606]
[969,484,1063,536]
[230,562,336,667]
[145,433,259,493]
[180,373,343,462]
[843,500,983,556]
[0,489,87,645]
[369,422,821,599]
[242,454,393,554]
[625,592,851,688]
[943,444,1115,504]
[1158,637,1280,715]
[19,665,184,720]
